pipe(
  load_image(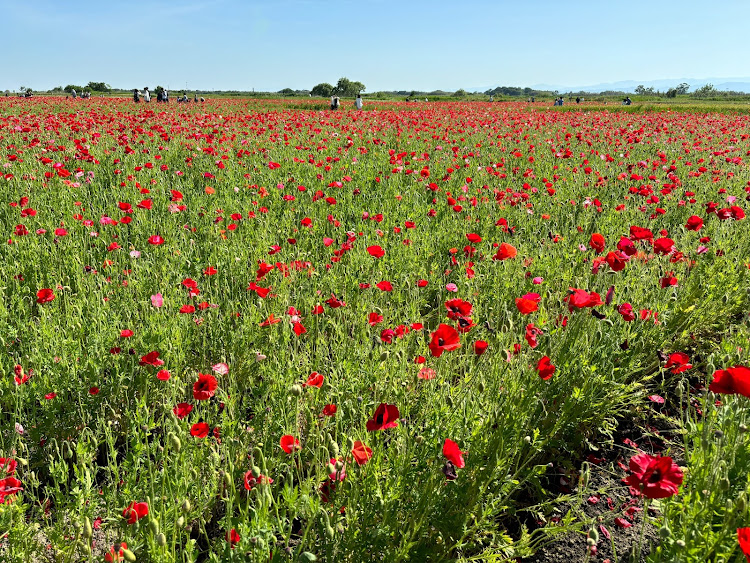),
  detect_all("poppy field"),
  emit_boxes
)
[1,97,750,562]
